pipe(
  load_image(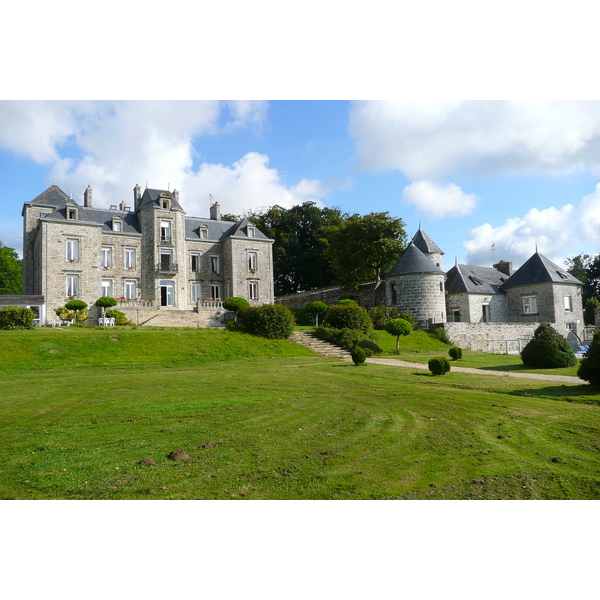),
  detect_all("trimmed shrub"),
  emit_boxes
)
[314,326,376,352]
[428,357,451,376]
[449,346,463,360]
[305,301,328,326]
[397,311,417,330]
[236,304,295,339]
[323,305,372,333]
[578,331,600,384]
[384,318,413,350]
[0,306,36,330]
[95,296,118,323]
[65,299,88,312]
[55,307,74,320]
[222,297,250,312]
[433,327,451,344]
[350,346,367,366]
[520,322,577,369]
[106,308,131,326]
[74,308,89,324]
[338,299,359,307]
[225,321,245,332]
[368,303,401,330]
